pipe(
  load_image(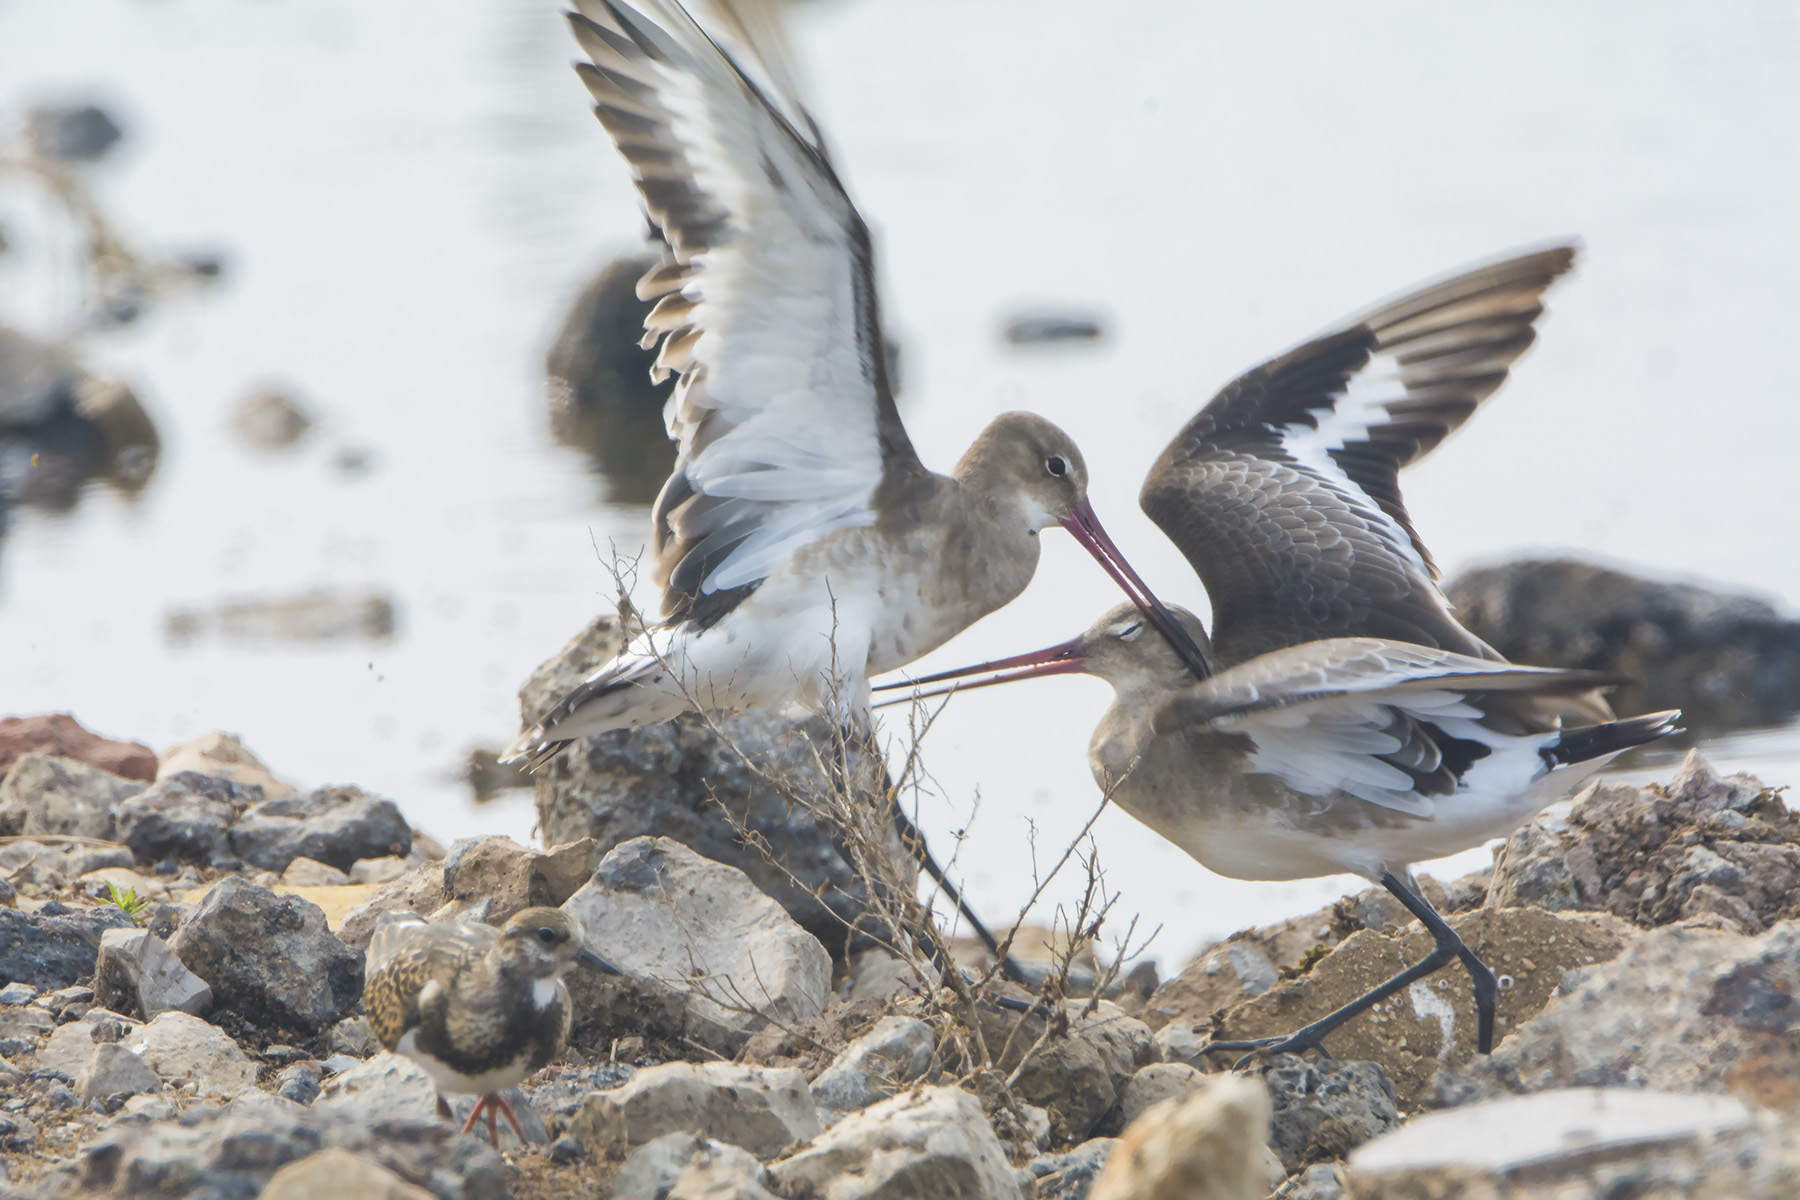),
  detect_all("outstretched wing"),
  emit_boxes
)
[1140,246,1577,665]
[569,0,922,630]
[1153,637,1623,815]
